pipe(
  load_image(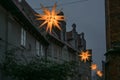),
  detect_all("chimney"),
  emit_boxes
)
[72,23,76,31]
[81,32,85,39]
